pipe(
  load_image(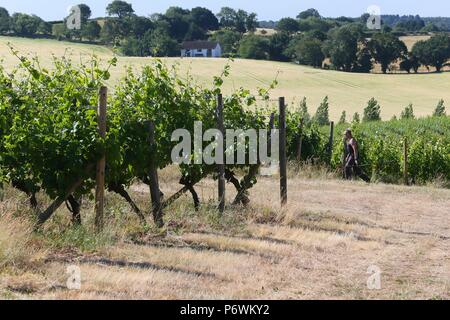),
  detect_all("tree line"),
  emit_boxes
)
[299,95,447,127]
[1,3,450,73]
